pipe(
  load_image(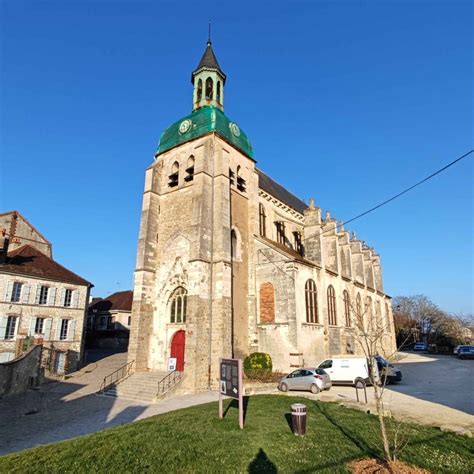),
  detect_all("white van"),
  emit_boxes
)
[317,357,376,386]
